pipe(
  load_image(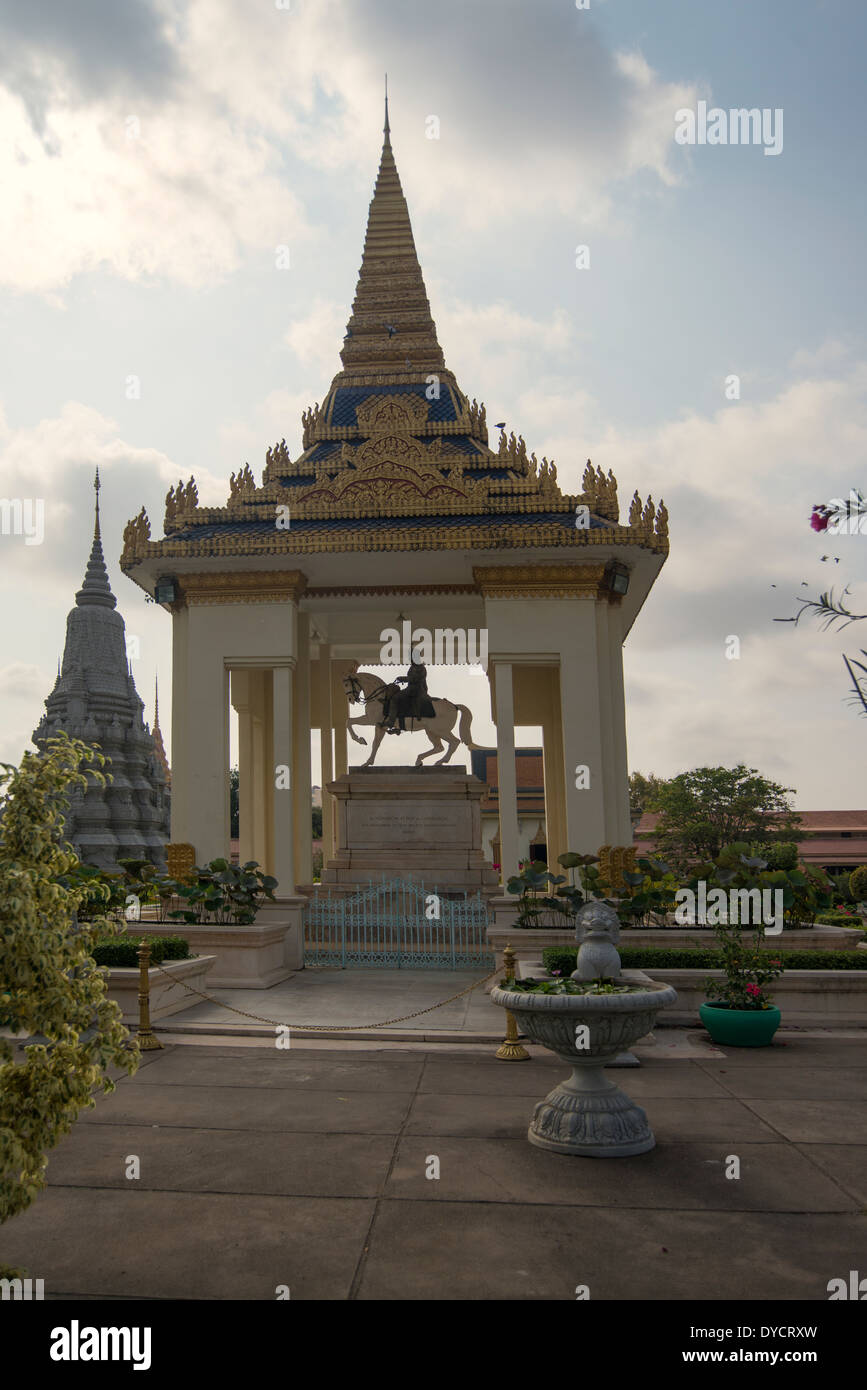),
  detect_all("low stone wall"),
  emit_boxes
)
[106,955,217,1024]
[128,915,302,988]
[646,969,867,1029]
